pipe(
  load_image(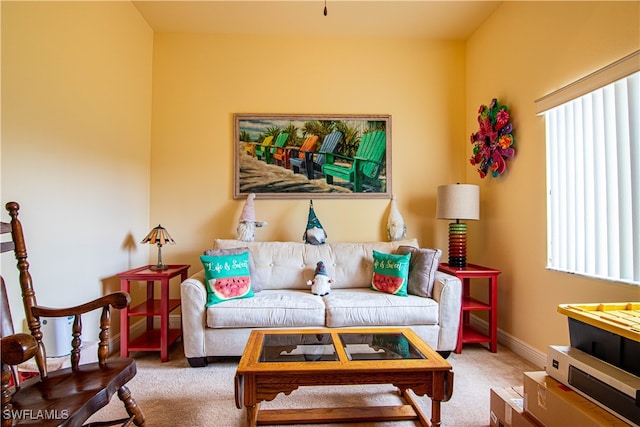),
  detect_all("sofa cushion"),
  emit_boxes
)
[206,290,325,328]
[396,246,442,298]
[324,288,439,328]
[370,250,411,296]
[204,247,263,292]
[201,252,254,306]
